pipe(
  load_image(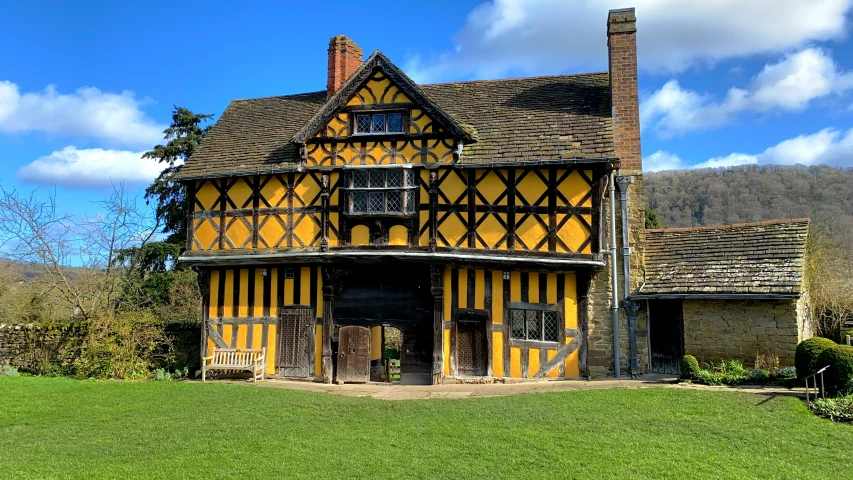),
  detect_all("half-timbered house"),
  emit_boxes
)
[177,8,811,383]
